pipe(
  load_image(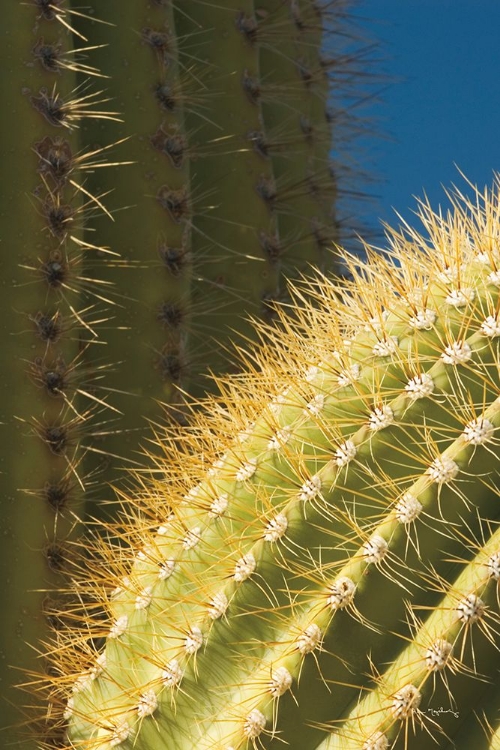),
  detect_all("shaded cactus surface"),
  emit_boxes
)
[37,183,500,748]
[73,0,353,478]
[0,1,120,740]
